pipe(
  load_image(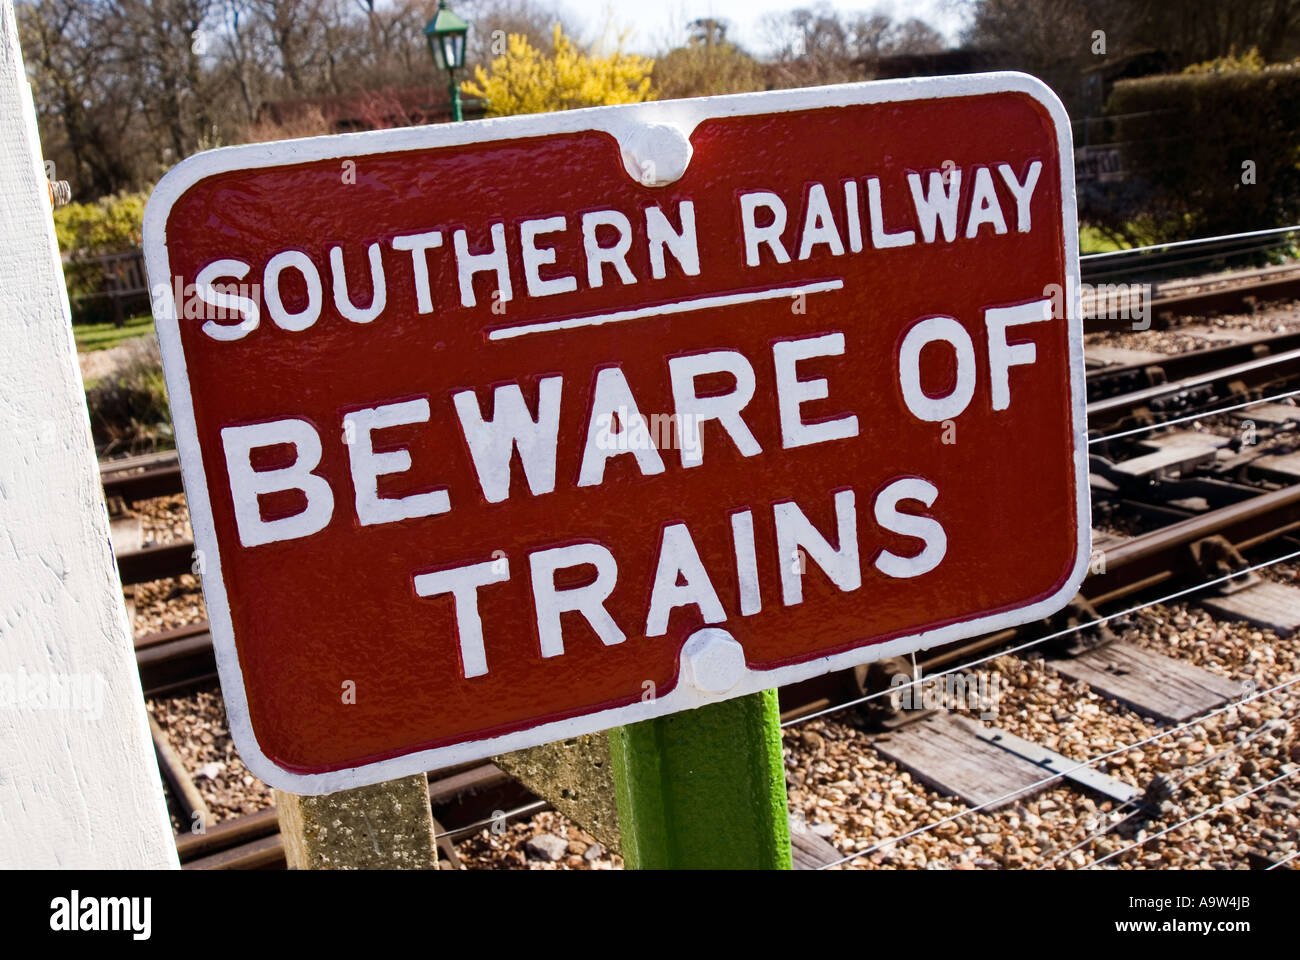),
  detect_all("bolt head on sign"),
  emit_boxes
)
[144,73,1089,793]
